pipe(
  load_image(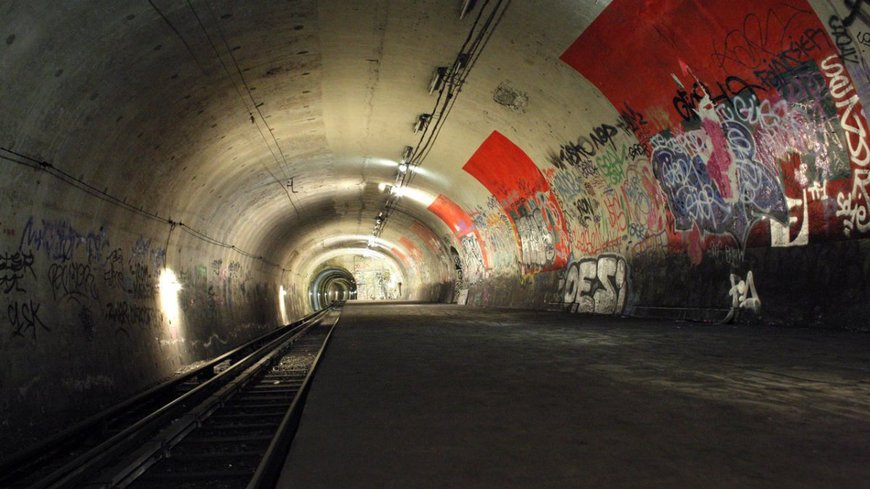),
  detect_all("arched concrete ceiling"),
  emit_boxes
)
[0,0,606,293]
[2,0,870,321]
